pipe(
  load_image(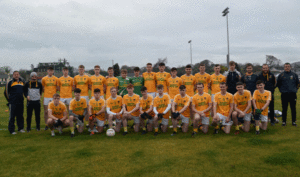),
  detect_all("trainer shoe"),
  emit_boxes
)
[44,126,49,131]
[90,131,94,136]
[71,133,75,138]
[171,132,177,136]
[292,122,297,127]
[270,122,275,126]
[214,129,219,134]
[282,122,286,126]
[58,127,63,134]
[255,131,260,135]
[234,130,240,135]
[19,129,25,133]
[11,132,17,135]
[36,128,40,131]
[27,130,30,133]
[191,132,197,137]
[141,130,147,135]
[123,132,128,136]
[51,131,55,137]
[154,132,159,136]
